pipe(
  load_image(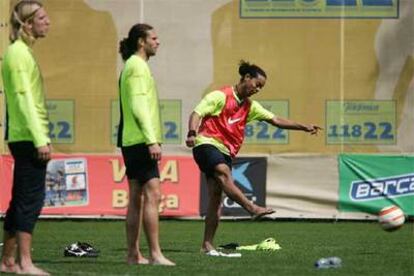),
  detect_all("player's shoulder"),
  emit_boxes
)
[250,99,260,106]
[4,40,31,60]
[205,90,226,101]
[125,55,149,75]
[209,89,225,96]
[250,100,264,110]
